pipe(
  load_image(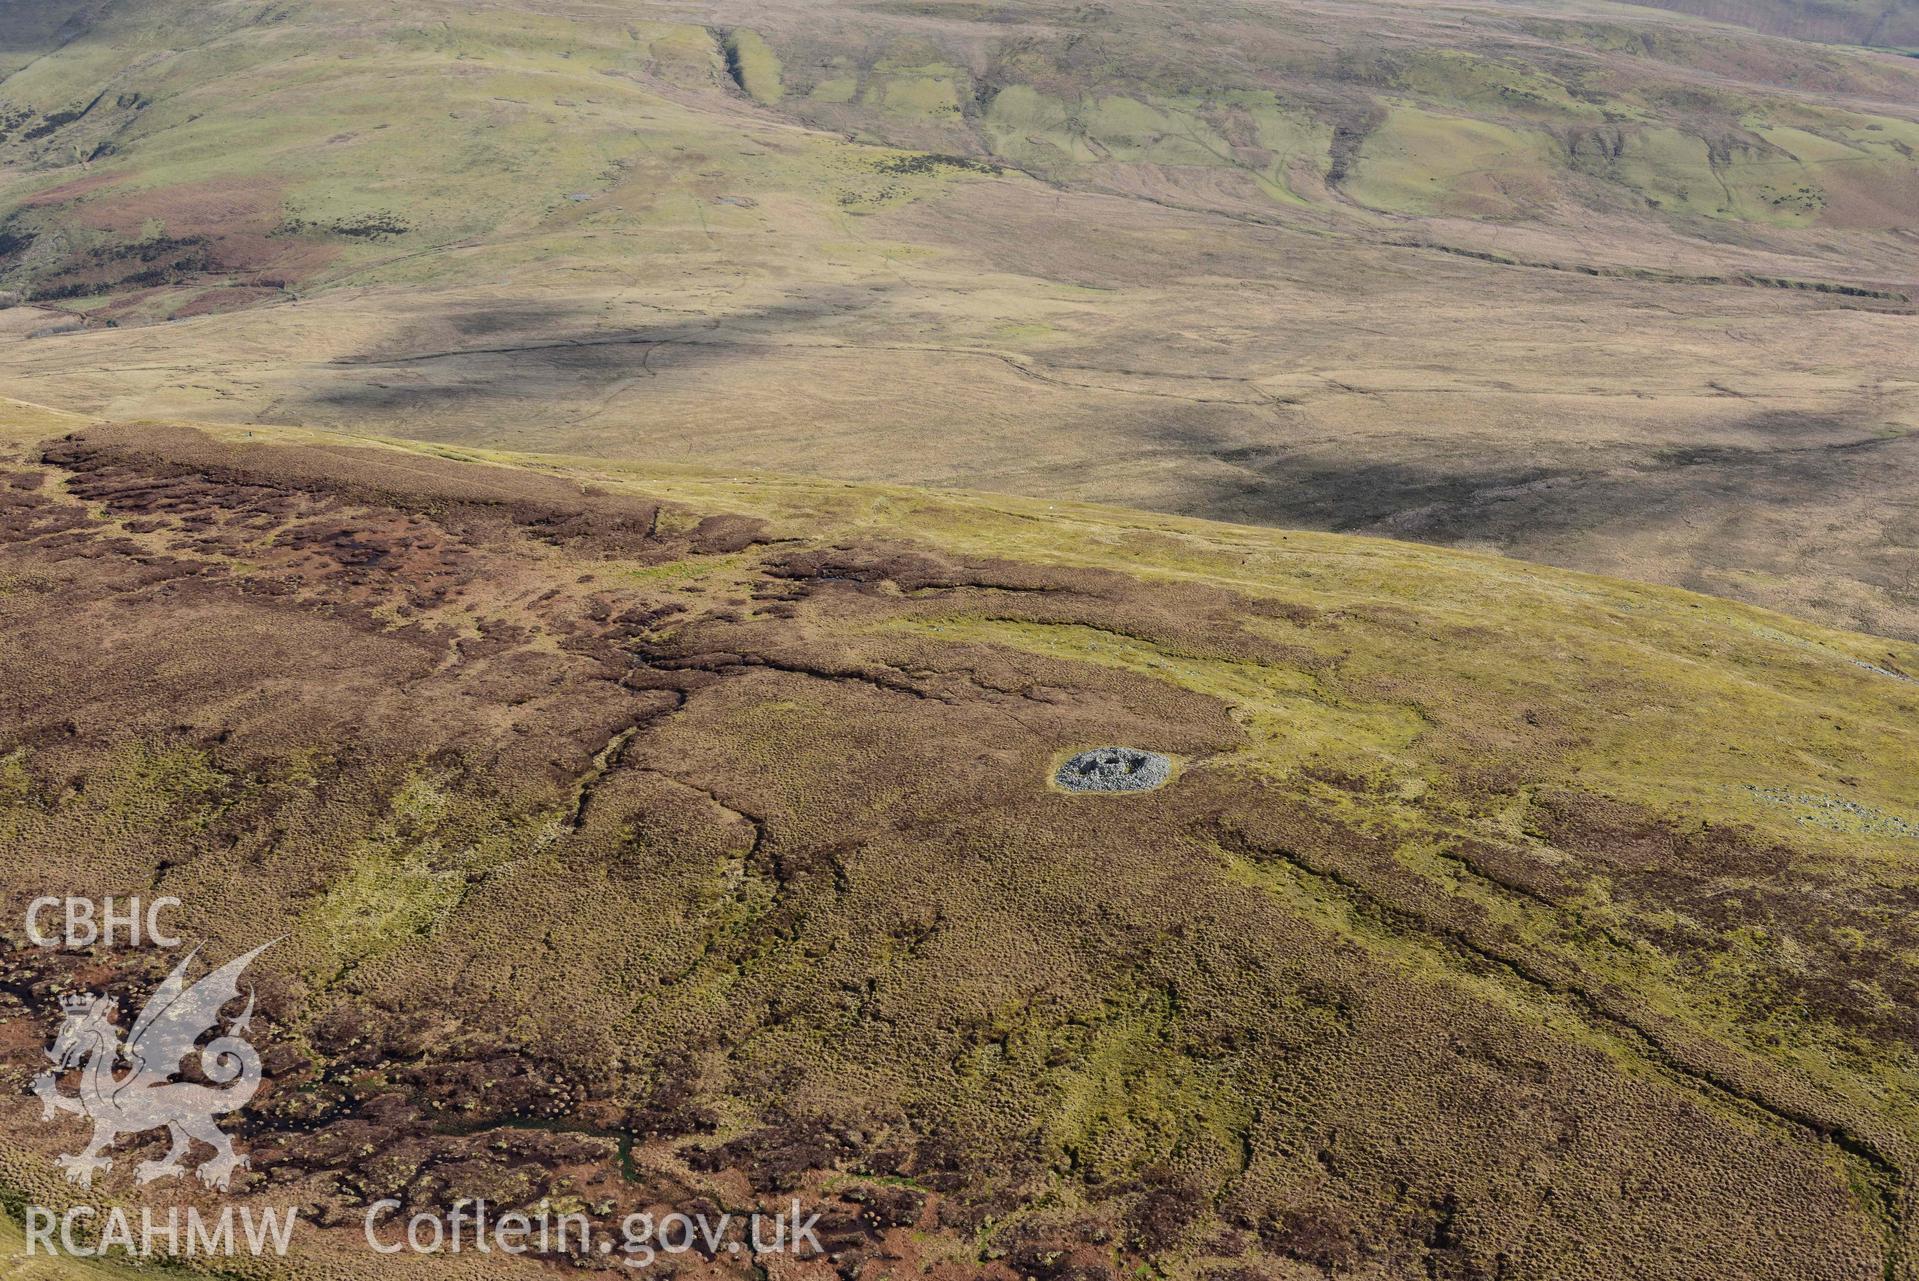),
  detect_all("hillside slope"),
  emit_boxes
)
[0,0,1914,641]
[1610,0,1918,48]
[4,401,1919,1278]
